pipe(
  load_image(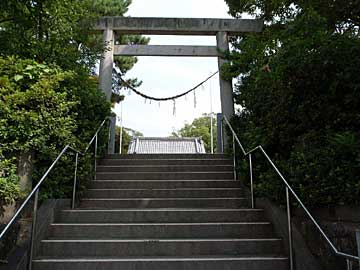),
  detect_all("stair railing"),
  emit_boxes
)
[221,114,360,270]
[0,117,110,270]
